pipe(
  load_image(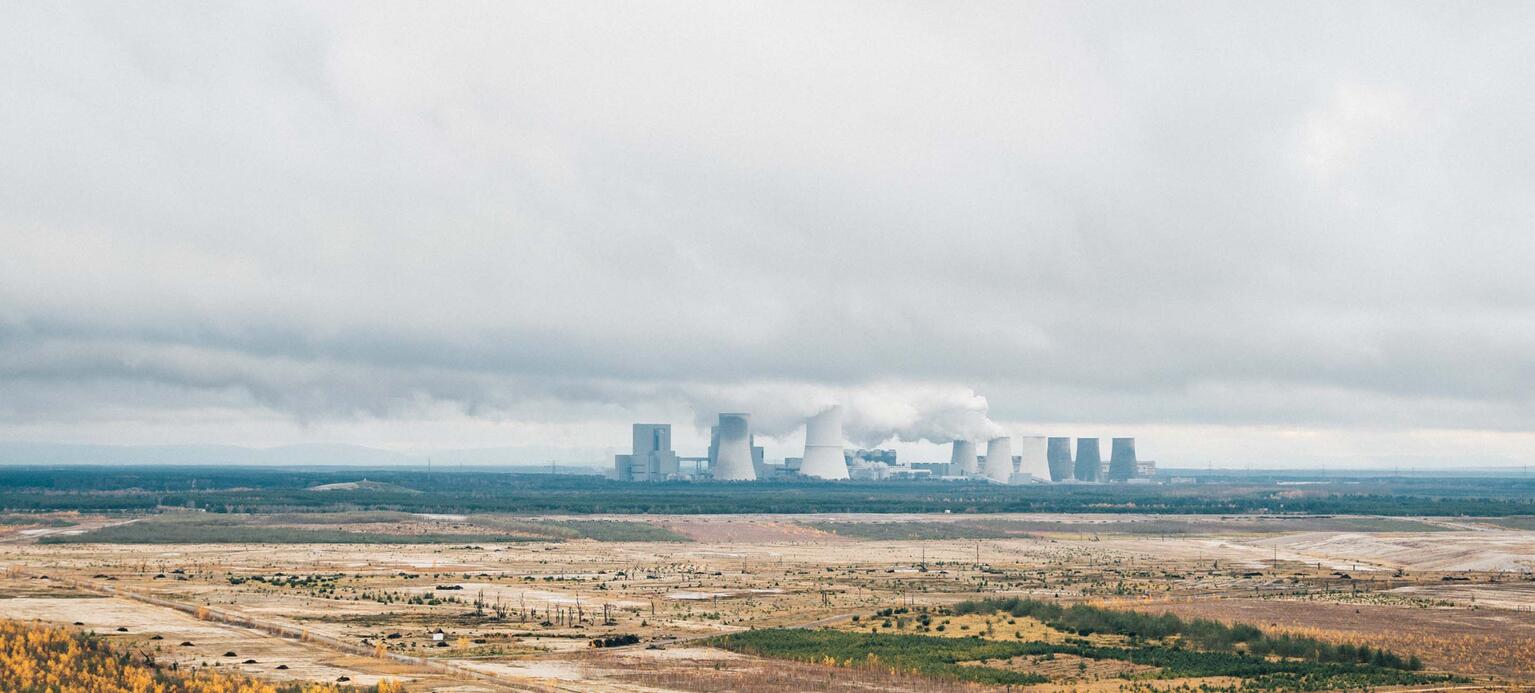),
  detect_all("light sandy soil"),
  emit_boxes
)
[2,513,1532,691]
[0,594,479,690]
[1251,531,1535,572]
[1392,582,1535,611]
